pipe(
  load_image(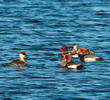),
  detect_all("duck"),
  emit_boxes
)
[61,53,86,70]
[8,52,30,69]
[79,54,104,62]
[77,47,94,55]
[71,44,94,58]
[77,47,104,62]
[60,45,68,57]
[71,44,79,58]
[60,45,79,58]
